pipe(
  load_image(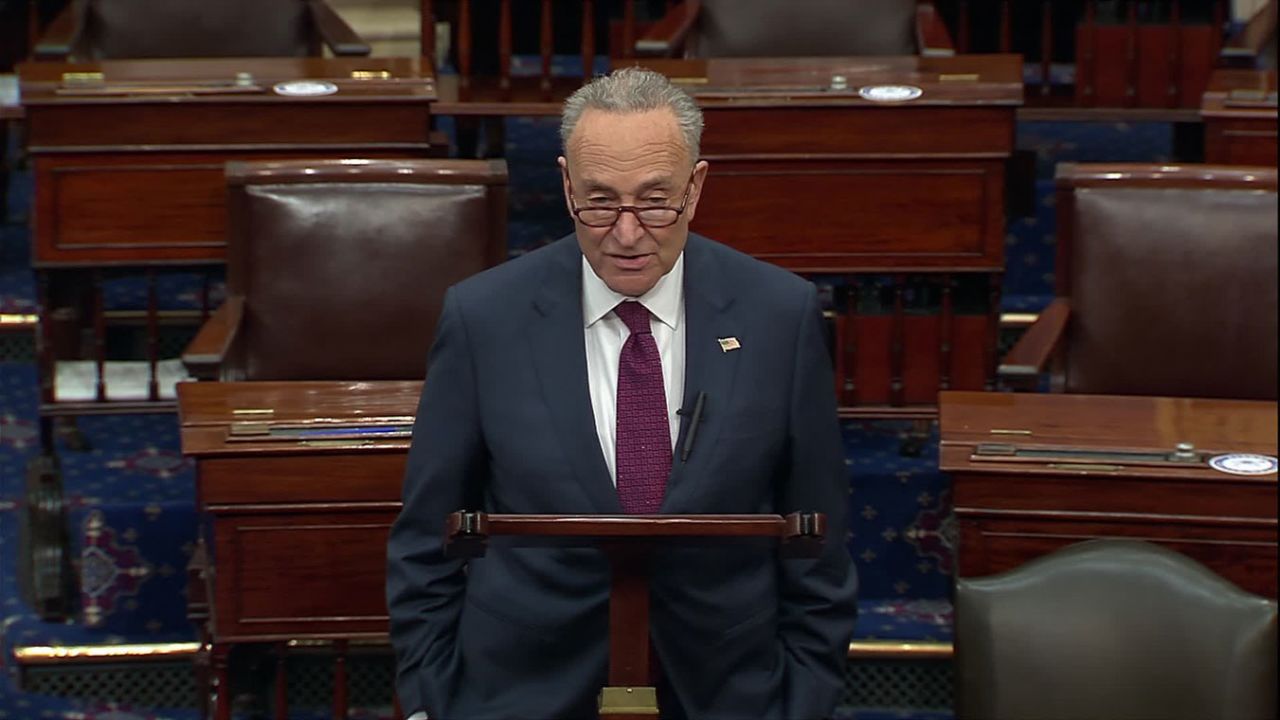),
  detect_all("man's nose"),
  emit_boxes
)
[612,209,646,244]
